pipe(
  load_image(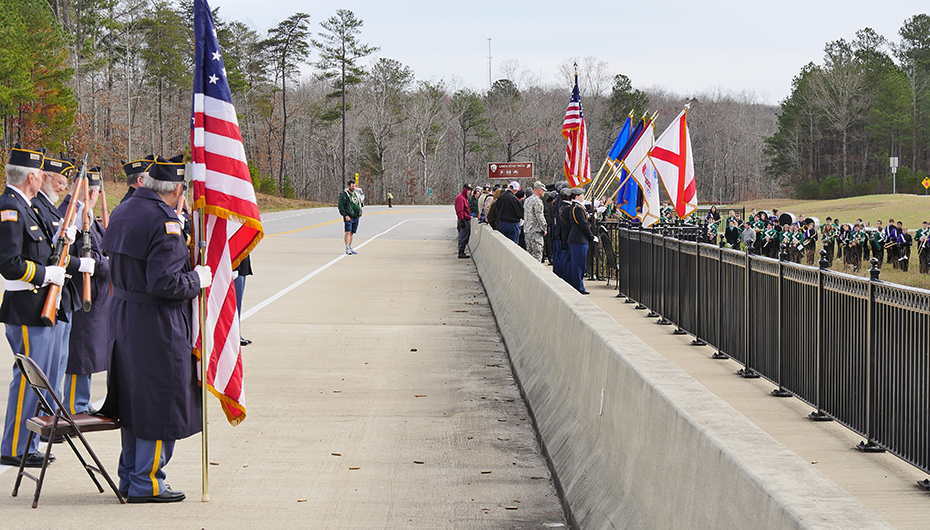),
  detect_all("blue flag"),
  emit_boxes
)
[616,118,647,218]
[607,117,632,163]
